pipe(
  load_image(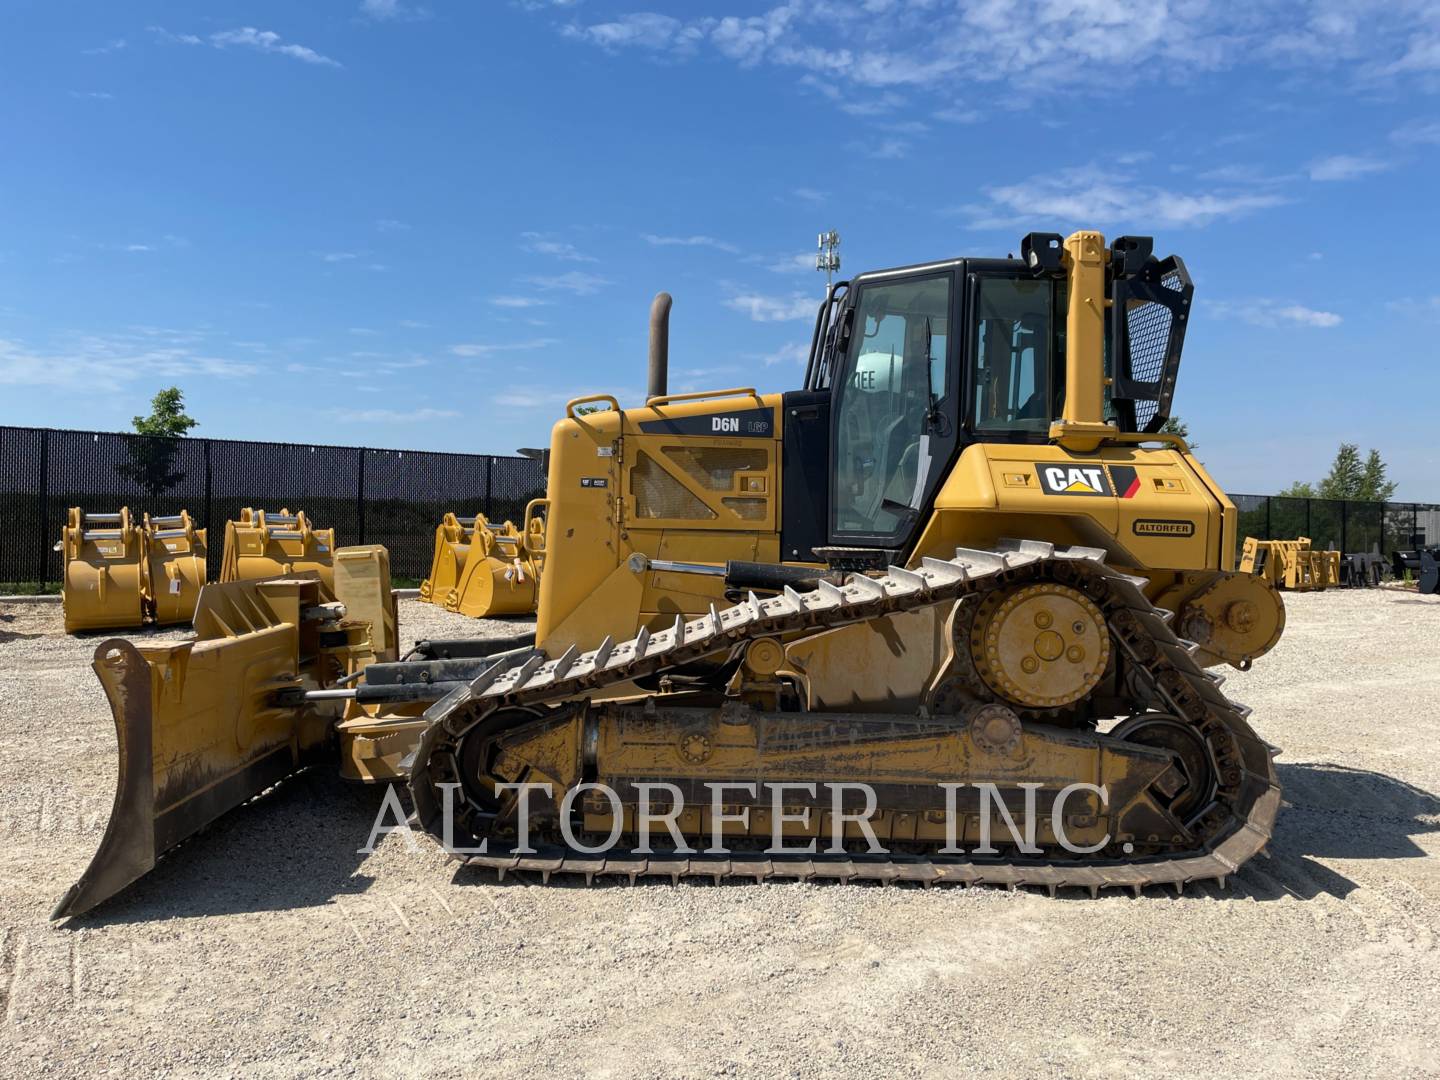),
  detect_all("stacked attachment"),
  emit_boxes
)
[220,508,336,590]
[1339,550,1386,588]
[58,508,208,632]
[418,500,546,617]
[1239,536,1340,591]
